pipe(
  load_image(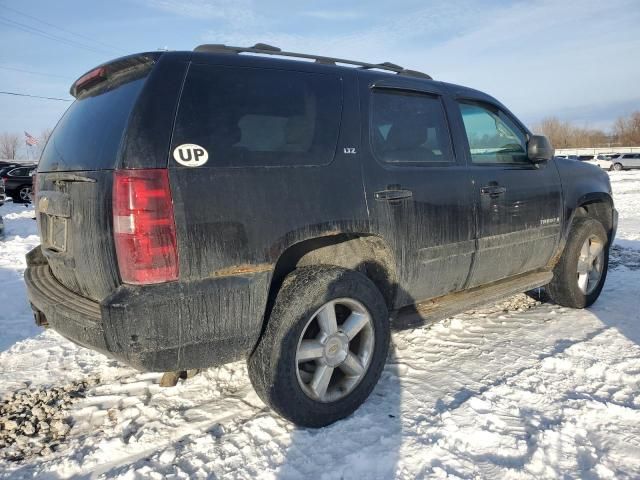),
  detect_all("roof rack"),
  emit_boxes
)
[193,43,432,80]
